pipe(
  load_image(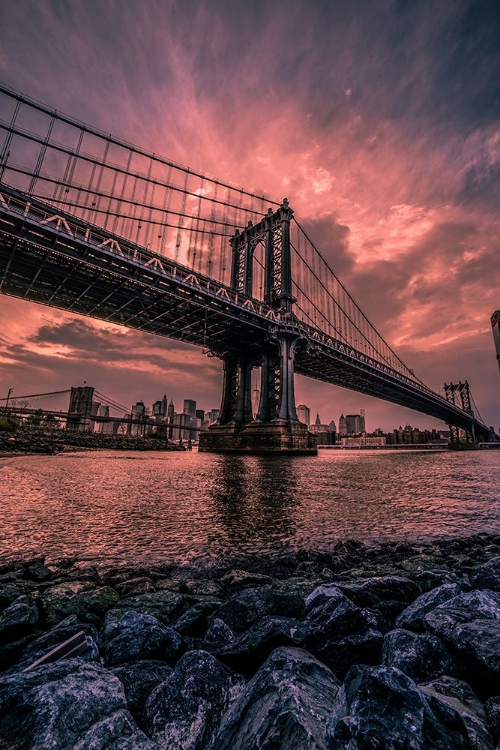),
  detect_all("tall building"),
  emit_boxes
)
[297,404,310,426]
[492,311,500,373]
[130,401,147,436]
[346,413,366,435]
[183,399,197,418]
[152,394,168,420]
[338,414,347,436]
